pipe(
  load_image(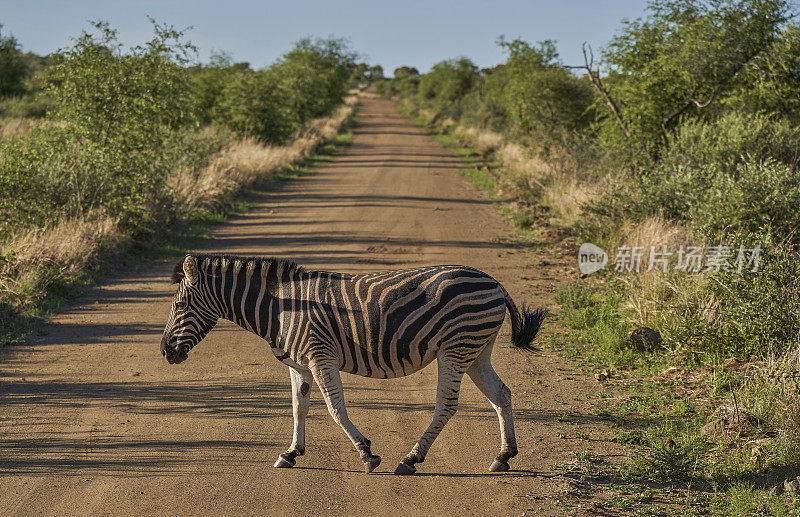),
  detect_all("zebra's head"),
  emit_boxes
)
[161,255,219,364]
